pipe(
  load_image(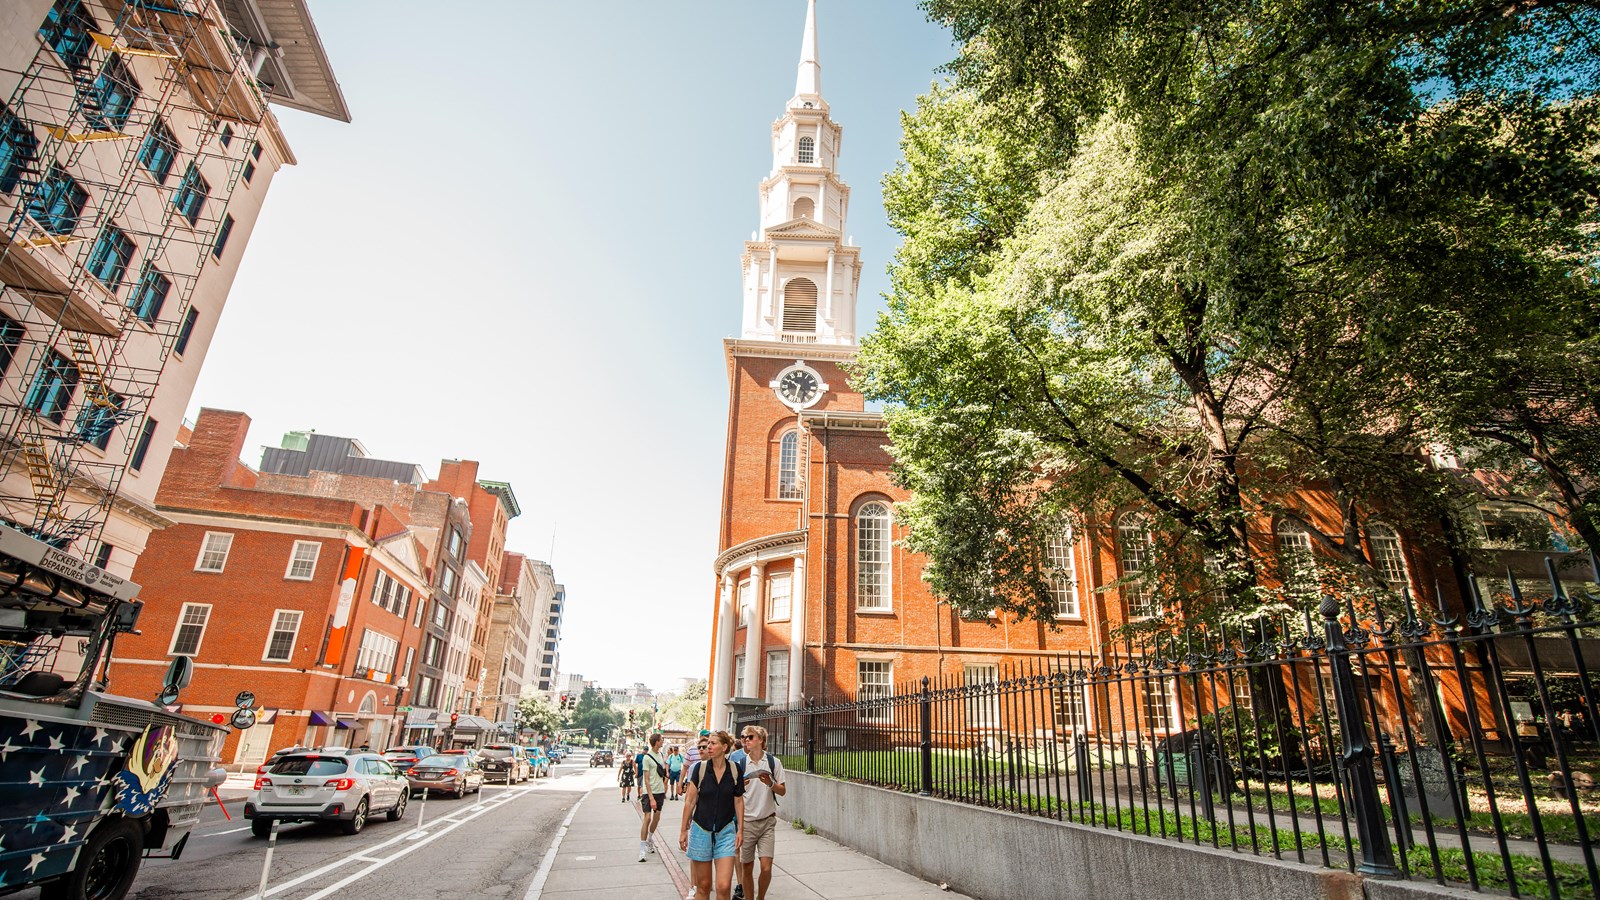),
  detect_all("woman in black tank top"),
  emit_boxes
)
[679,730,744,900]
